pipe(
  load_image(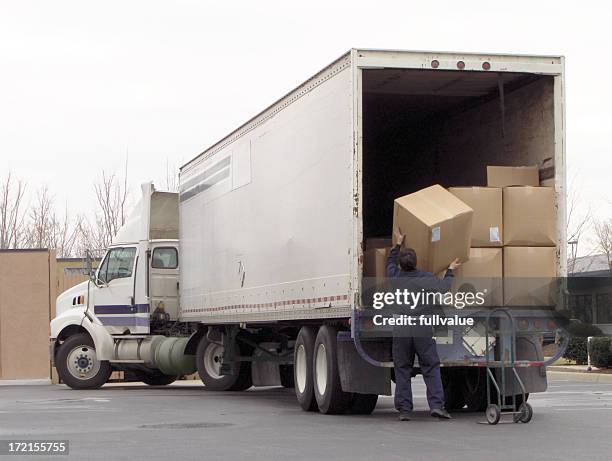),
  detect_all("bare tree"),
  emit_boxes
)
[88,157,130,250]
[74,214,107,258]
[0,172,27,248]
[49,204,82,258]
[21,187,81,257]
[566,174,592,274]
[593,219,612,273]
[24,186,54,249]
[165,158,179,192]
